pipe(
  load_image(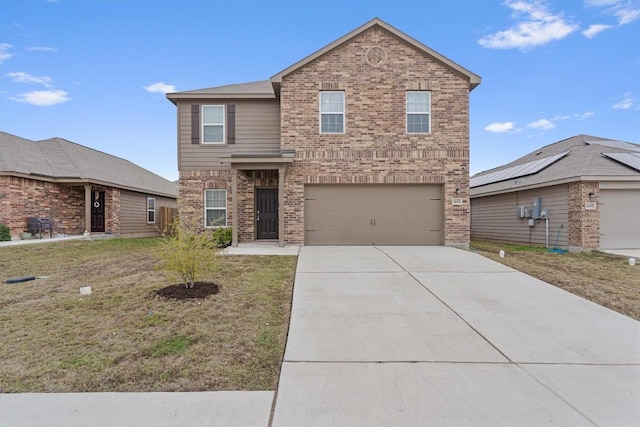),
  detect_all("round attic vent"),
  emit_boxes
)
[366,46,386,67]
